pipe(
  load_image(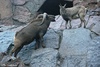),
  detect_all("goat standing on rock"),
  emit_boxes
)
[59,4,87,29]
[9,13,55,57]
